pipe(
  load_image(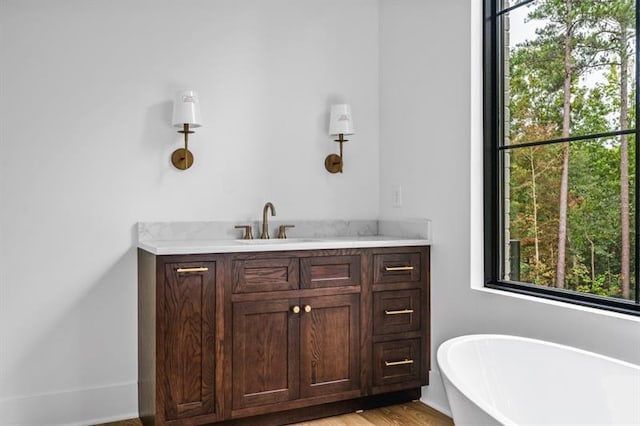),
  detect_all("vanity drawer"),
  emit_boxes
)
[373,251,422,284]
[232,256,299,293]
[300,255,361,289]
[373,289,421,335]
[373,339,421,388]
